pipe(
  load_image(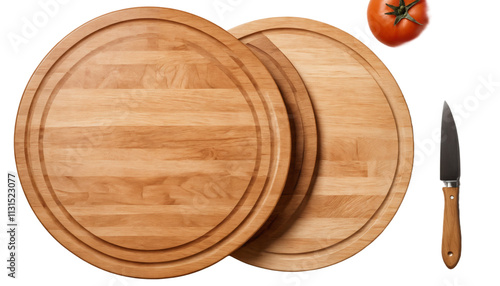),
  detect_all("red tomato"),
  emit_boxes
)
[368,0,428,47]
